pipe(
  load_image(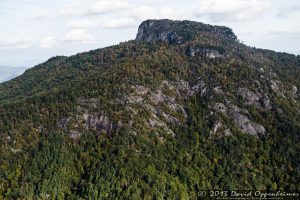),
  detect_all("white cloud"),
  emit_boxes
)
[40,36,60,48]
[192,0,271,22]
[31,11,54,20]
[130,6,155,20]
[276,2,300,17]
[97,18,137,28]
[0,39,32,49]
[60,3,83,16]
[40,30,96,48]
[66,17,137,29]
[64,29,95,43]
[269,31,300,39]
[59,0,130,16]
[84,0,129,15]
[158,7,177,19]
[131,6,178,21]
[67,19,95,29]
